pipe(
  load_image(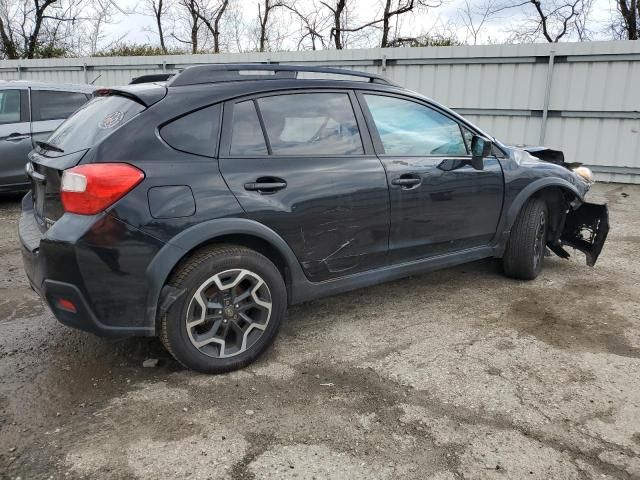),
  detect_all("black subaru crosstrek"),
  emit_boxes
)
[20,64,609,373]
